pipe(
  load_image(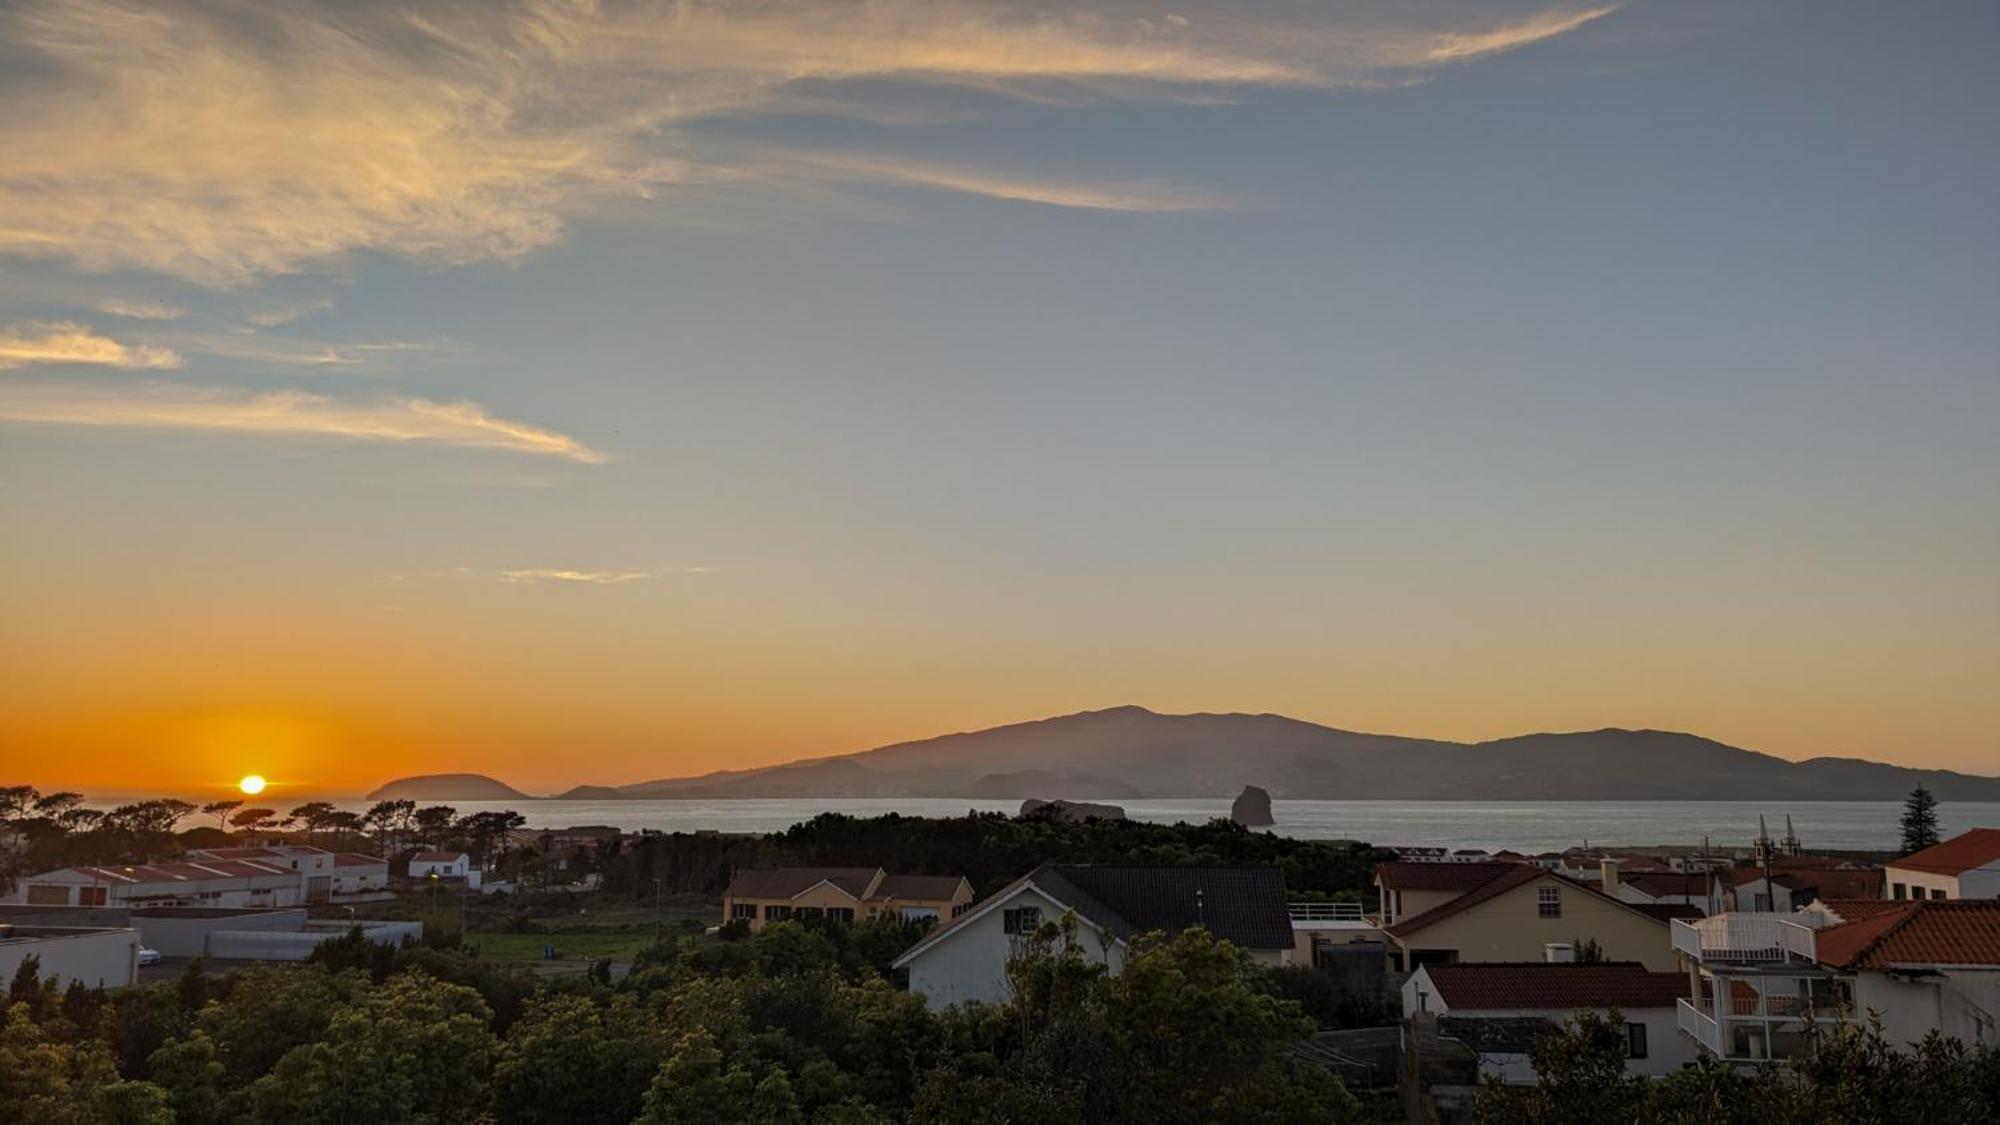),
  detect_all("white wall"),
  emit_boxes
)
[1885,863,2000,901]
[132,910,308,958]
[1403,968,1694,1079]
[901,887,1123,1008]
[0,927,139,990]
[1854,969,2000,1049]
